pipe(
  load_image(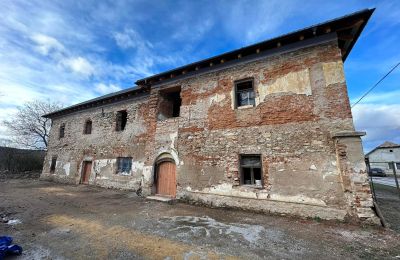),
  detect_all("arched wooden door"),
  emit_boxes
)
[156,160,176,197]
